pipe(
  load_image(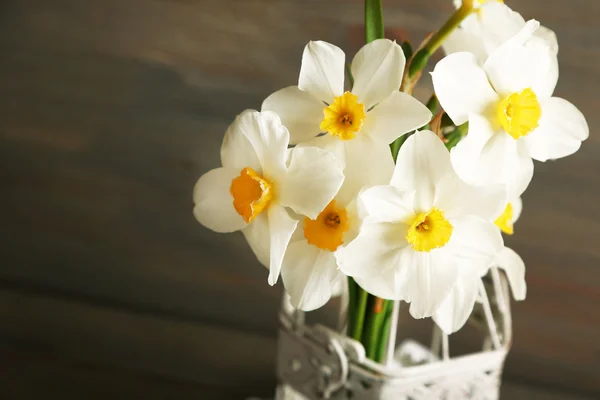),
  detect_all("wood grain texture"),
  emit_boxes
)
[0,0,598,397]
[0,284,595,400]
